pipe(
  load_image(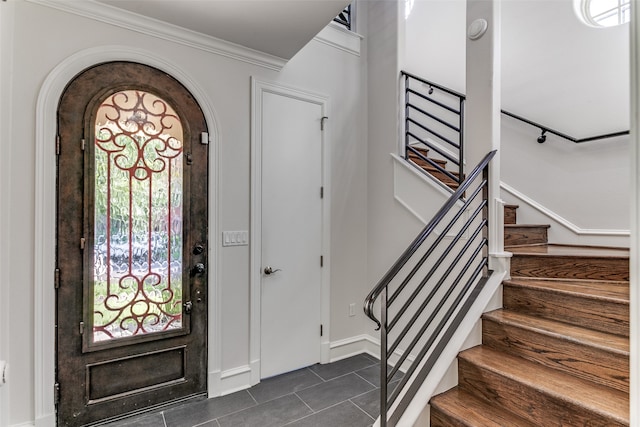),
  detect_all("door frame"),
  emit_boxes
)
[34,46,221,426]
[250,78,331,385]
